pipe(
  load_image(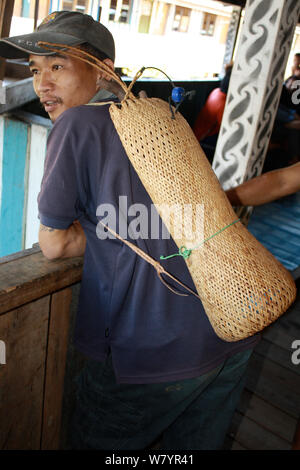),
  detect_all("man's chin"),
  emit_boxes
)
[47,106,65,122]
